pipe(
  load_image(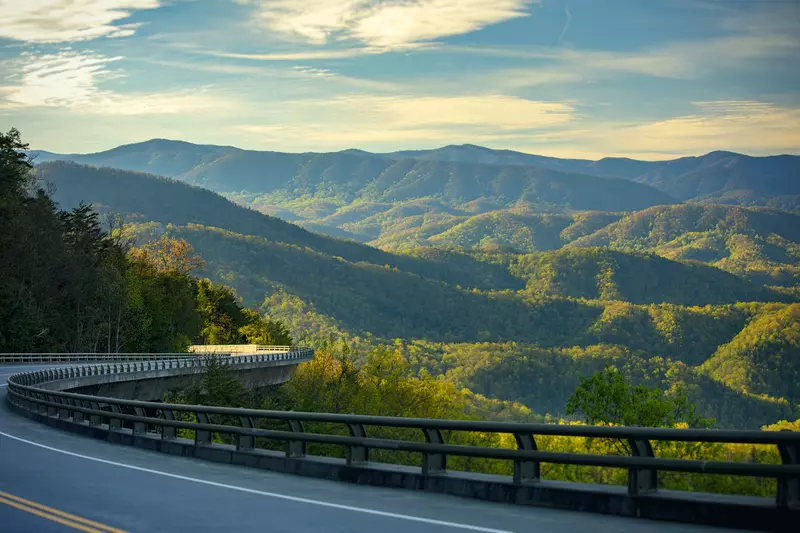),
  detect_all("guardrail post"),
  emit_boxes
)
[161,409,177,440]
[26,392,37,412]
[36,392,48,415]
[19,390,31,411]
[514,433,540,484]
[287,419,306,458]
[628,438,657,496]
[57,396,71,419]
[778,432,800,510]
[108,404,122,430]
[31,392,47,415]
[237,416,255,451]
[46,394,58,416]
[195,412,212,445]
[88,401,102,426]
[71,398,84,423]
[346,423,369,465]
[132,407,147,434]
[422,428,446,475]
